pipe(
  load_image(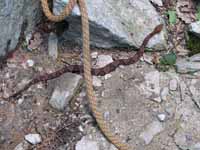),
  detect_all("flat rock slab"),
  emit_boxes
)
[48,73,83,111]
[54,0,167,50]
